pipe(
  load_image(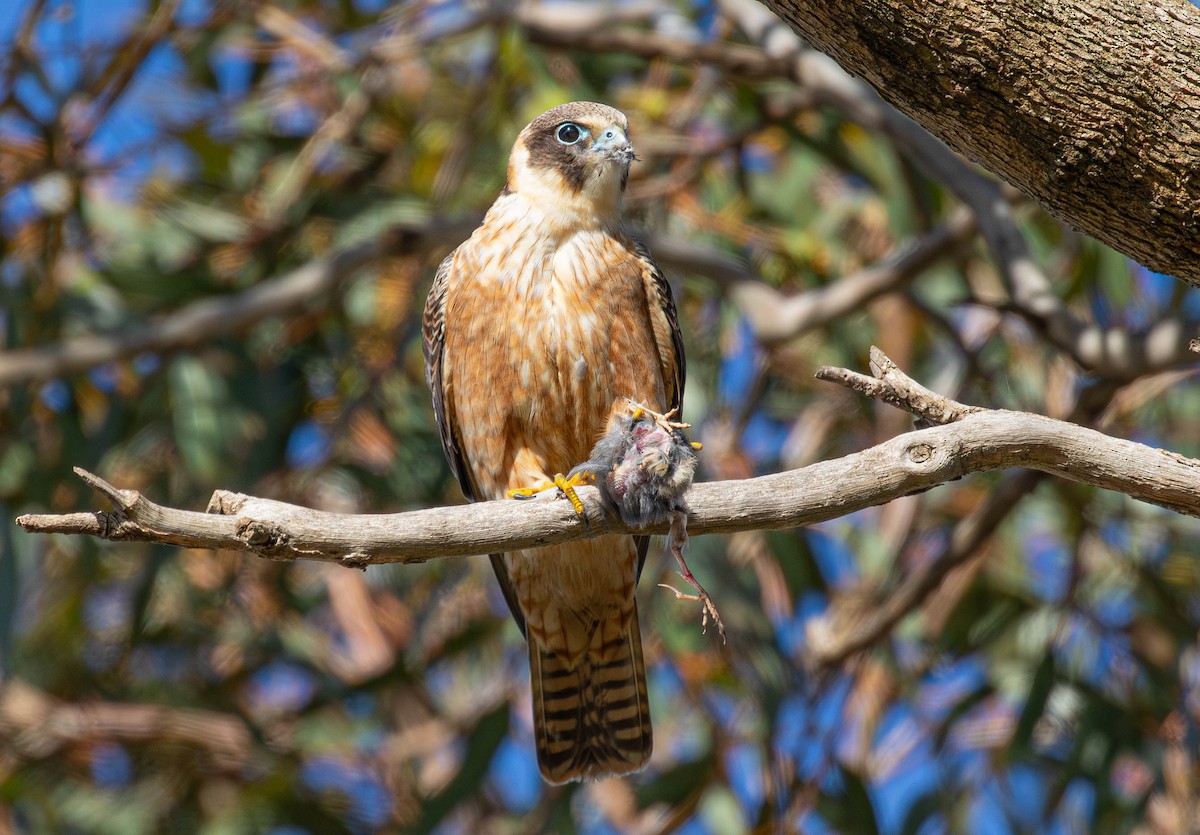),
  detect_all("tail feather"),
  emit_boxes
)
[530,604,652,783]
